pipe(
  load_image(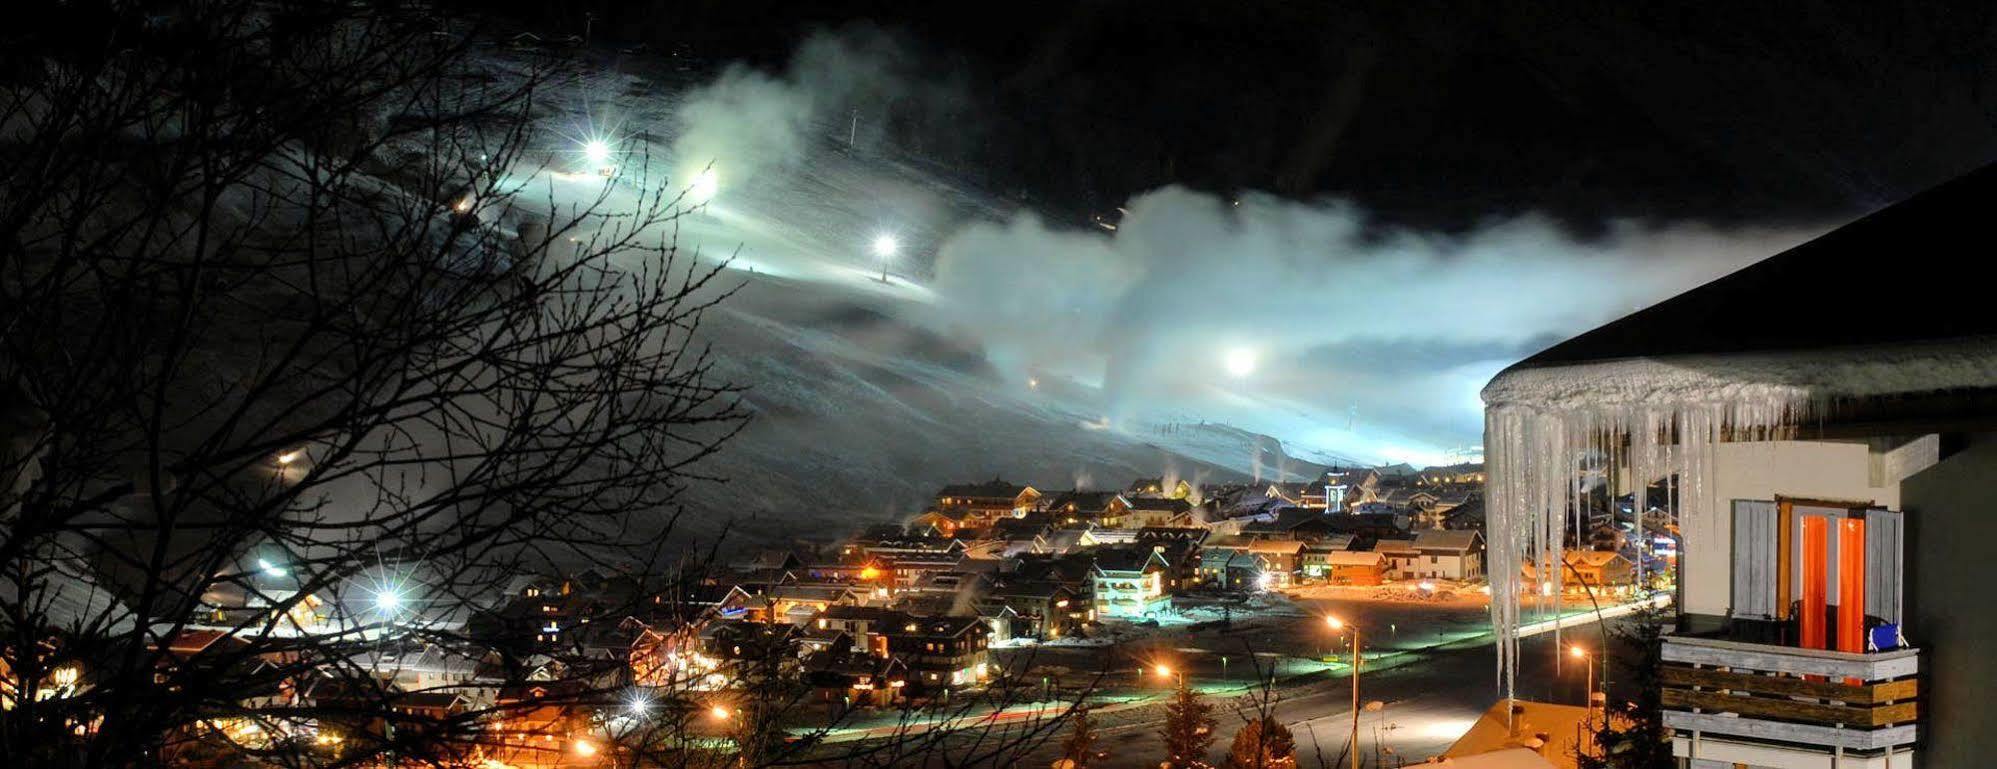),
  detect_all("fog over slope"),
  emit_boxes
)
[517,31,1829,541]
